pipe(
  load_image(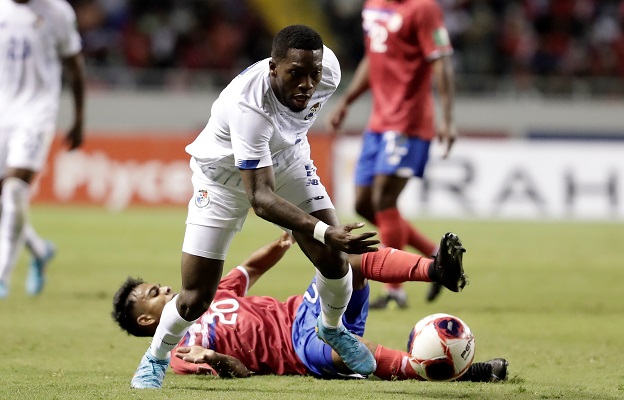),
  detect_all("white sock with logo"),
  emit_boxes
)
[315,267,353,329]
[149,296,197,360]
